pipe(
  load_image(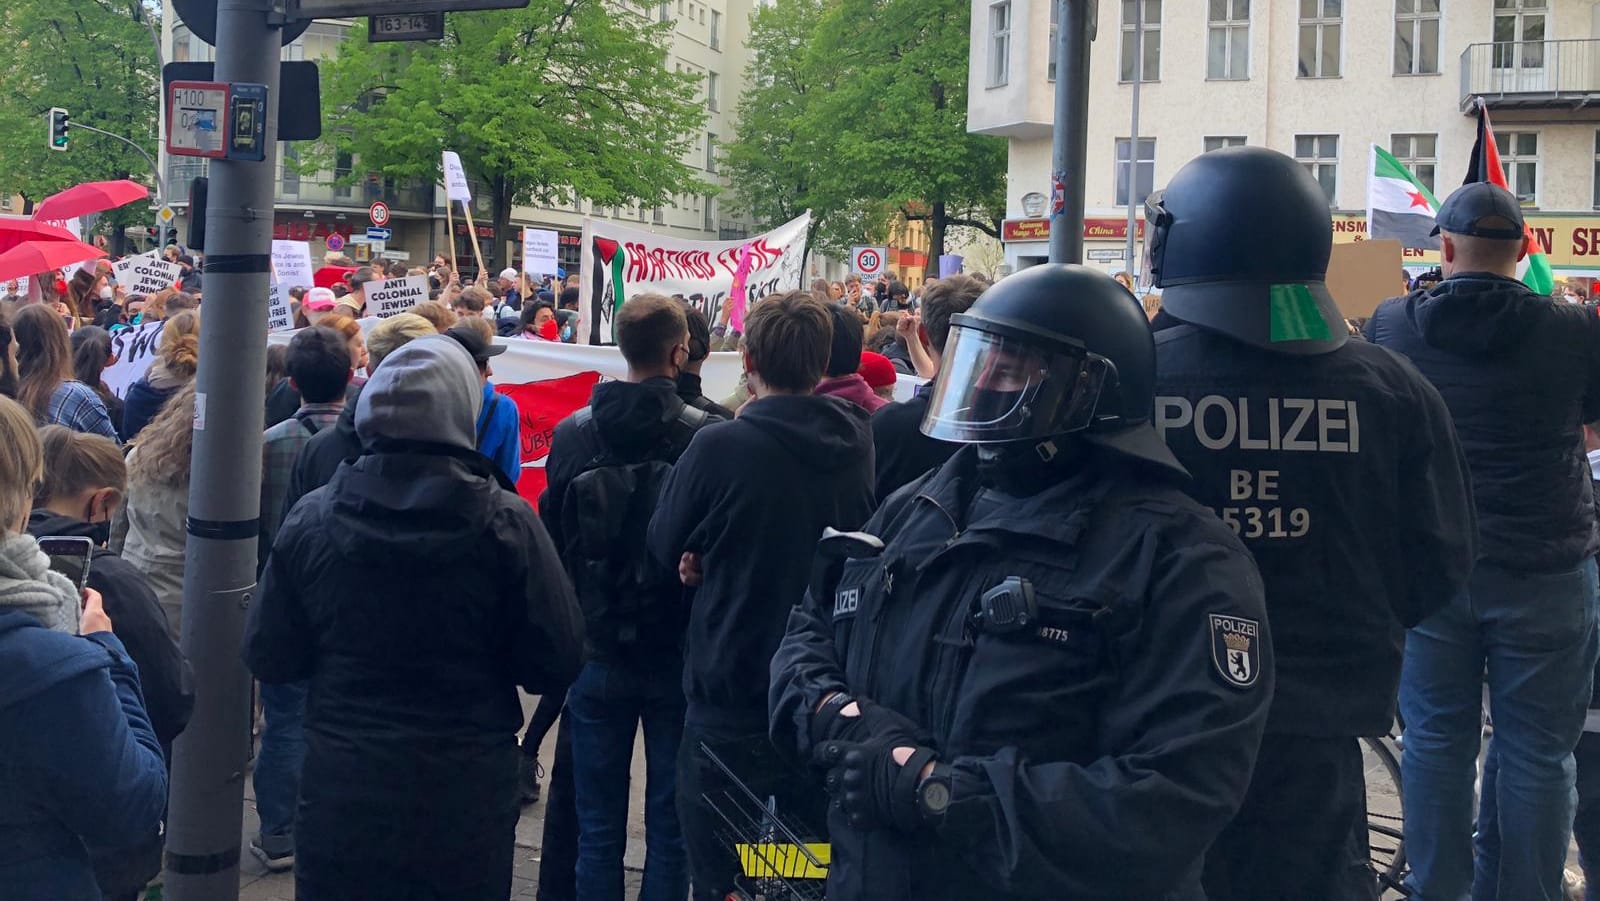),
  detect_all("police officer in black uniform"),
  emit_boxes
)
[1145,146,1476,900]
[769,264,1275,900]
